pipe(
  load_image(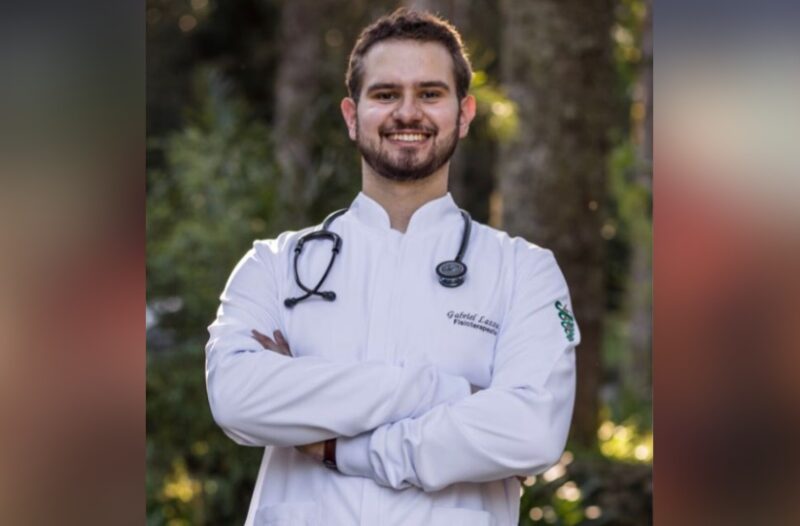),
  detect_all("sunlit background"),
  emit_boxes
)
[146,0,652,525]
